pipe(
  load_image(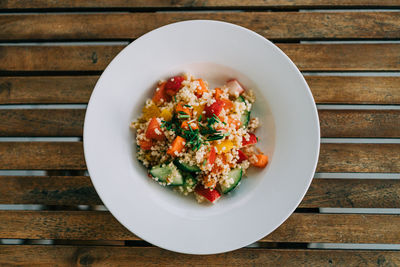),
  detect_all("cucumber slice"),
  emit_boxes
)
[149,163,184,186]
[174,159,201,173]
[220,168,242,194]
[236,96,251,127]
